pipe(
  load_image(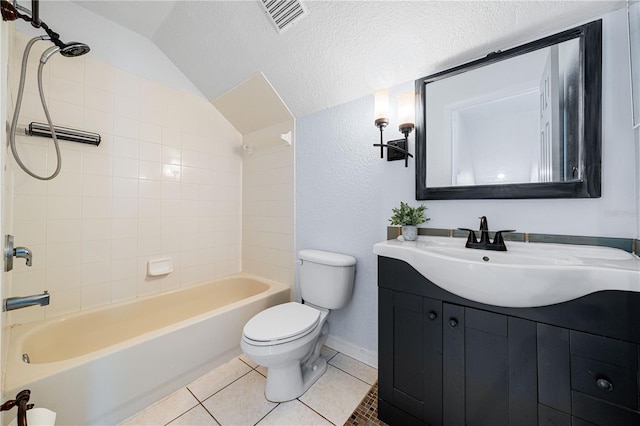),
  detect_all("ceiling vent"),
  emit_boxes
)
[260,0,308,34]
